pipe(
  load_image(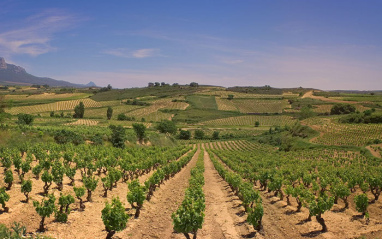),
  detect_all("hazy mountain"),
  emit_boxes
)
[0,57,96,88]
